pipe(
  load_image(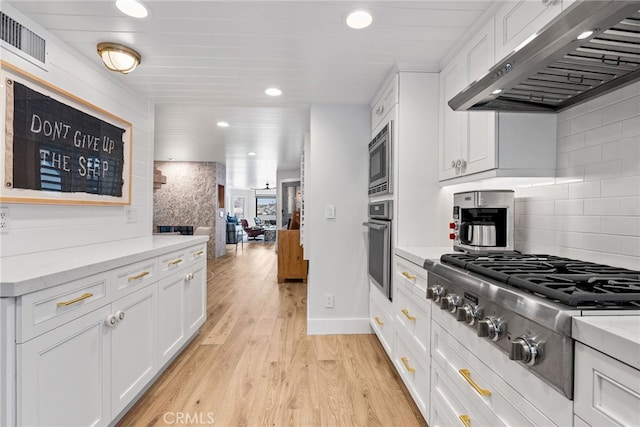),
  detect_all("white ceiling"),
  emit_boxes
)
[7,0,494,189]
